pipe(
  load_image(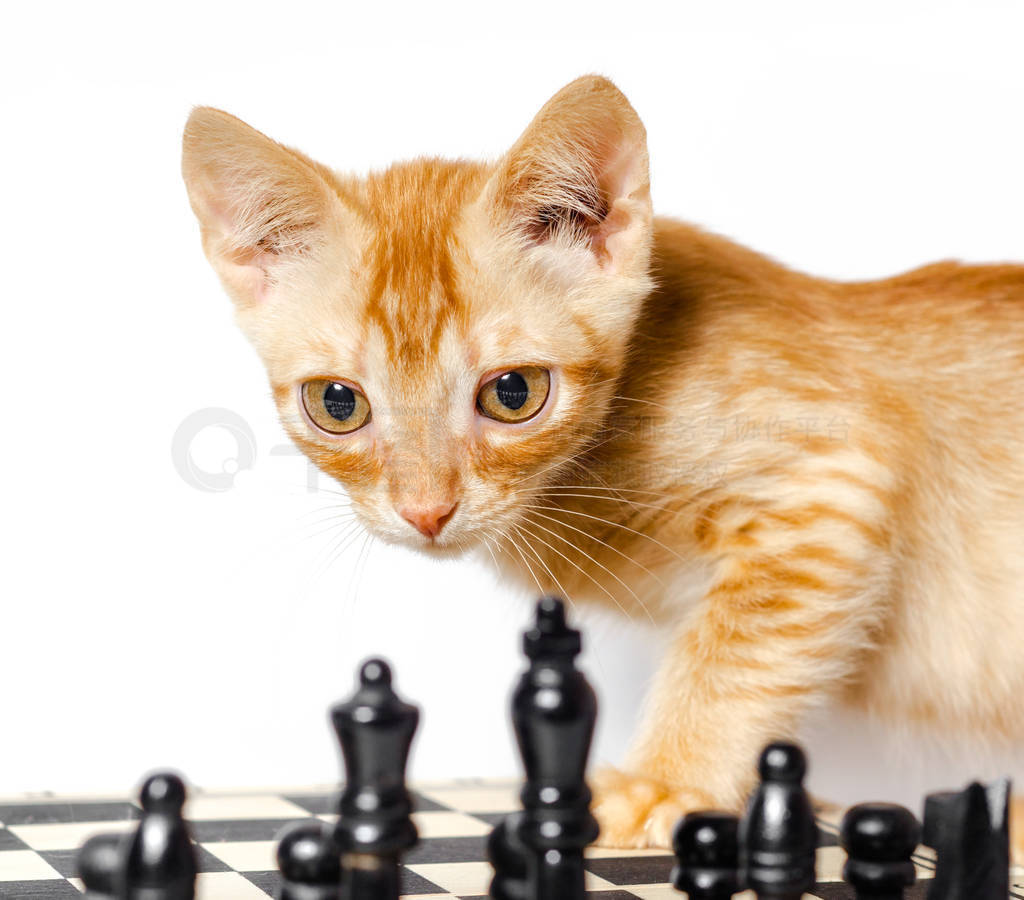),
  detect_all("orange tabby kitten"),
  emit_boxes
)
[181,76,1024,856]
